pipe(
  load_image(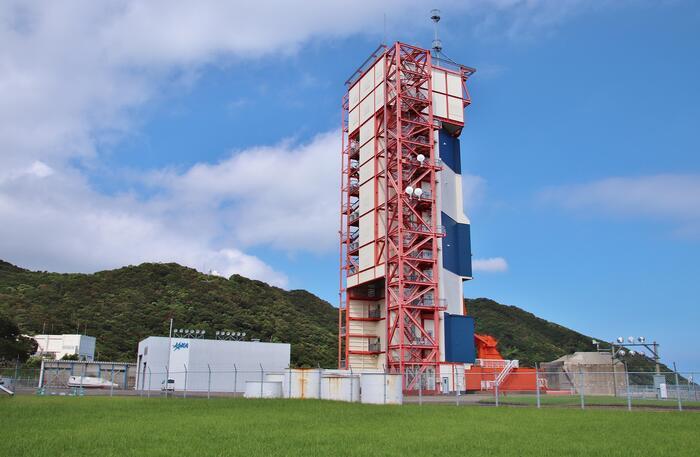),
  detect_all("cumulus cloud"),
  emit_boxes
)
[473,257,509,273]
[0,1,622,281]
[540,174,700,237]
